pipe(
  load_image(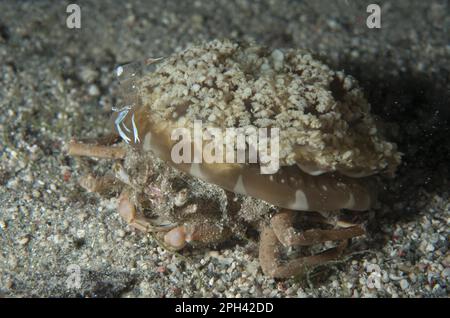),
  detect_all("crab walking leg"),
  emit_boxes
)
[67,141,126,160]
[271,210,365,247]
[259,226,348,278]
